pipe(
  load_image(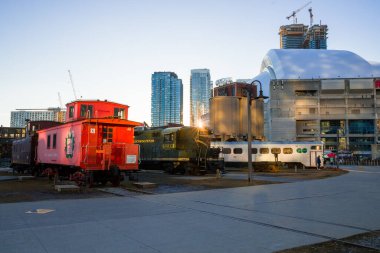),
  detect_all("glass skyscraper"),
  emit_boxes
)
[151,72,183,127]
[190,69,212,127]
